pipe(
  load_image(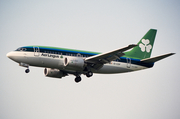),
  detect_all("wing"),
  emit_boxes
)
[85,44,137,69]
